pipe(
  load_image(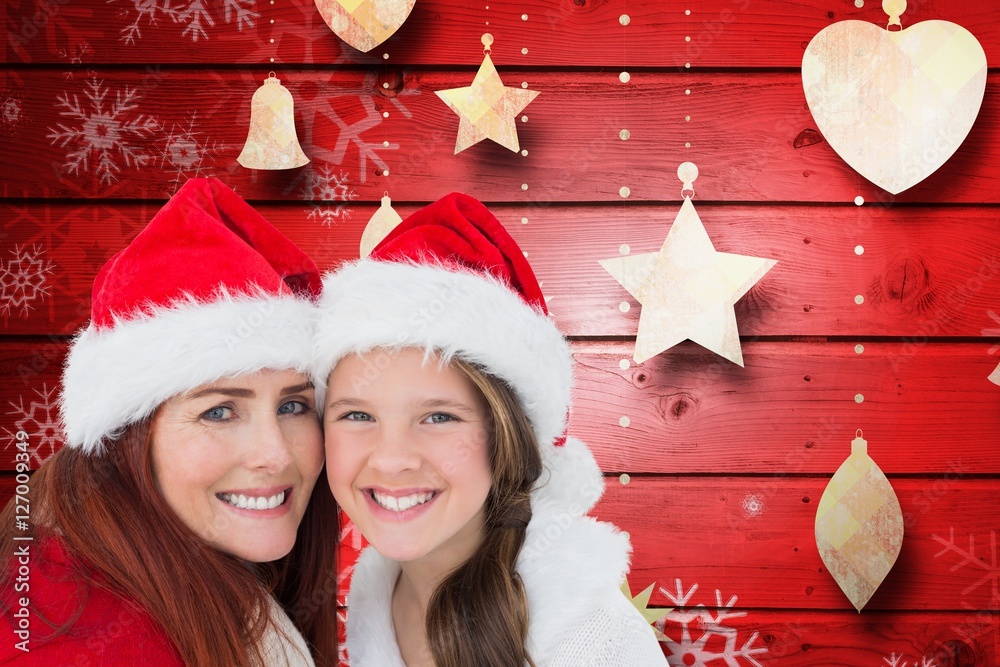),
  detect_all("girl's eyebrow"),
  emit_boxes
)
[416,398,479,413]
